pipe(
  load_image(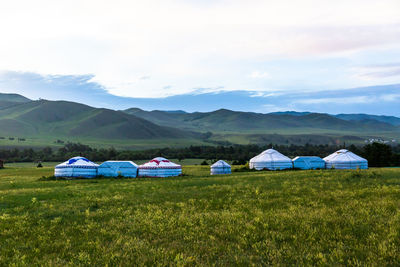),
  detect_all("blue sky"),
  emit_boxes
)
[0,0,399,115]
